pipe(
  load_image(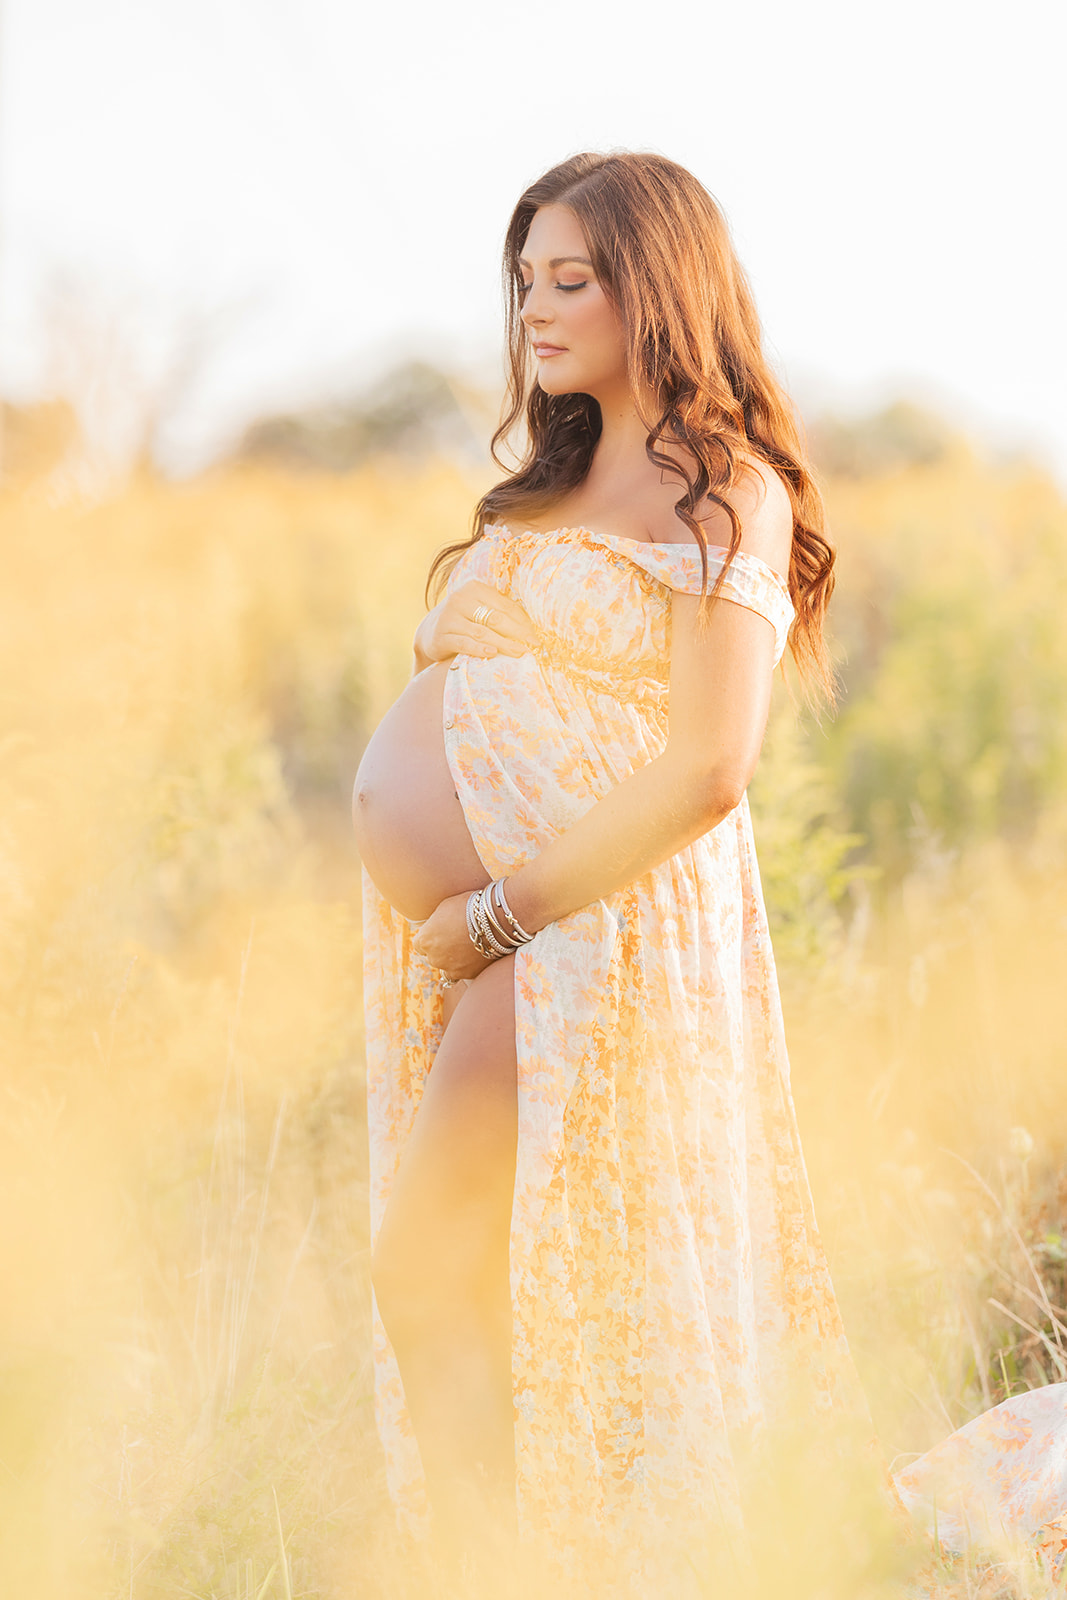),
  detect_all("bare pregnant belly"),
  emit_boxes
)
[352,662,490,922]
